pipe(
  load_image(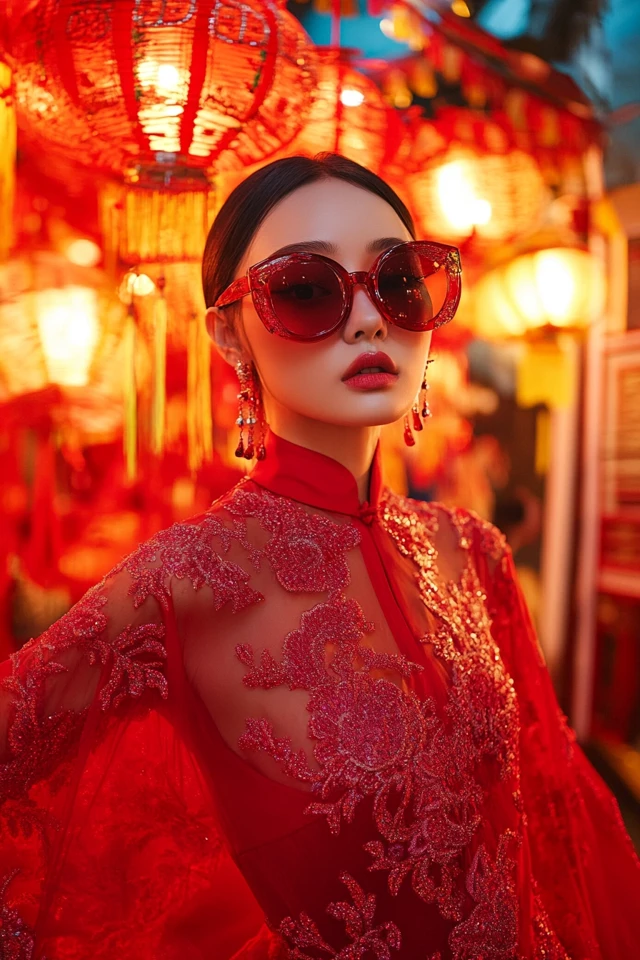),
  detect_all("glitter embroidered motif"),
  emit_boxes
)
[0,587,167,813]
[278,872,401,959]
[0,868,37,960]
[448,830,520,958]
[120,516,263,611]
[227,488,360,596]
